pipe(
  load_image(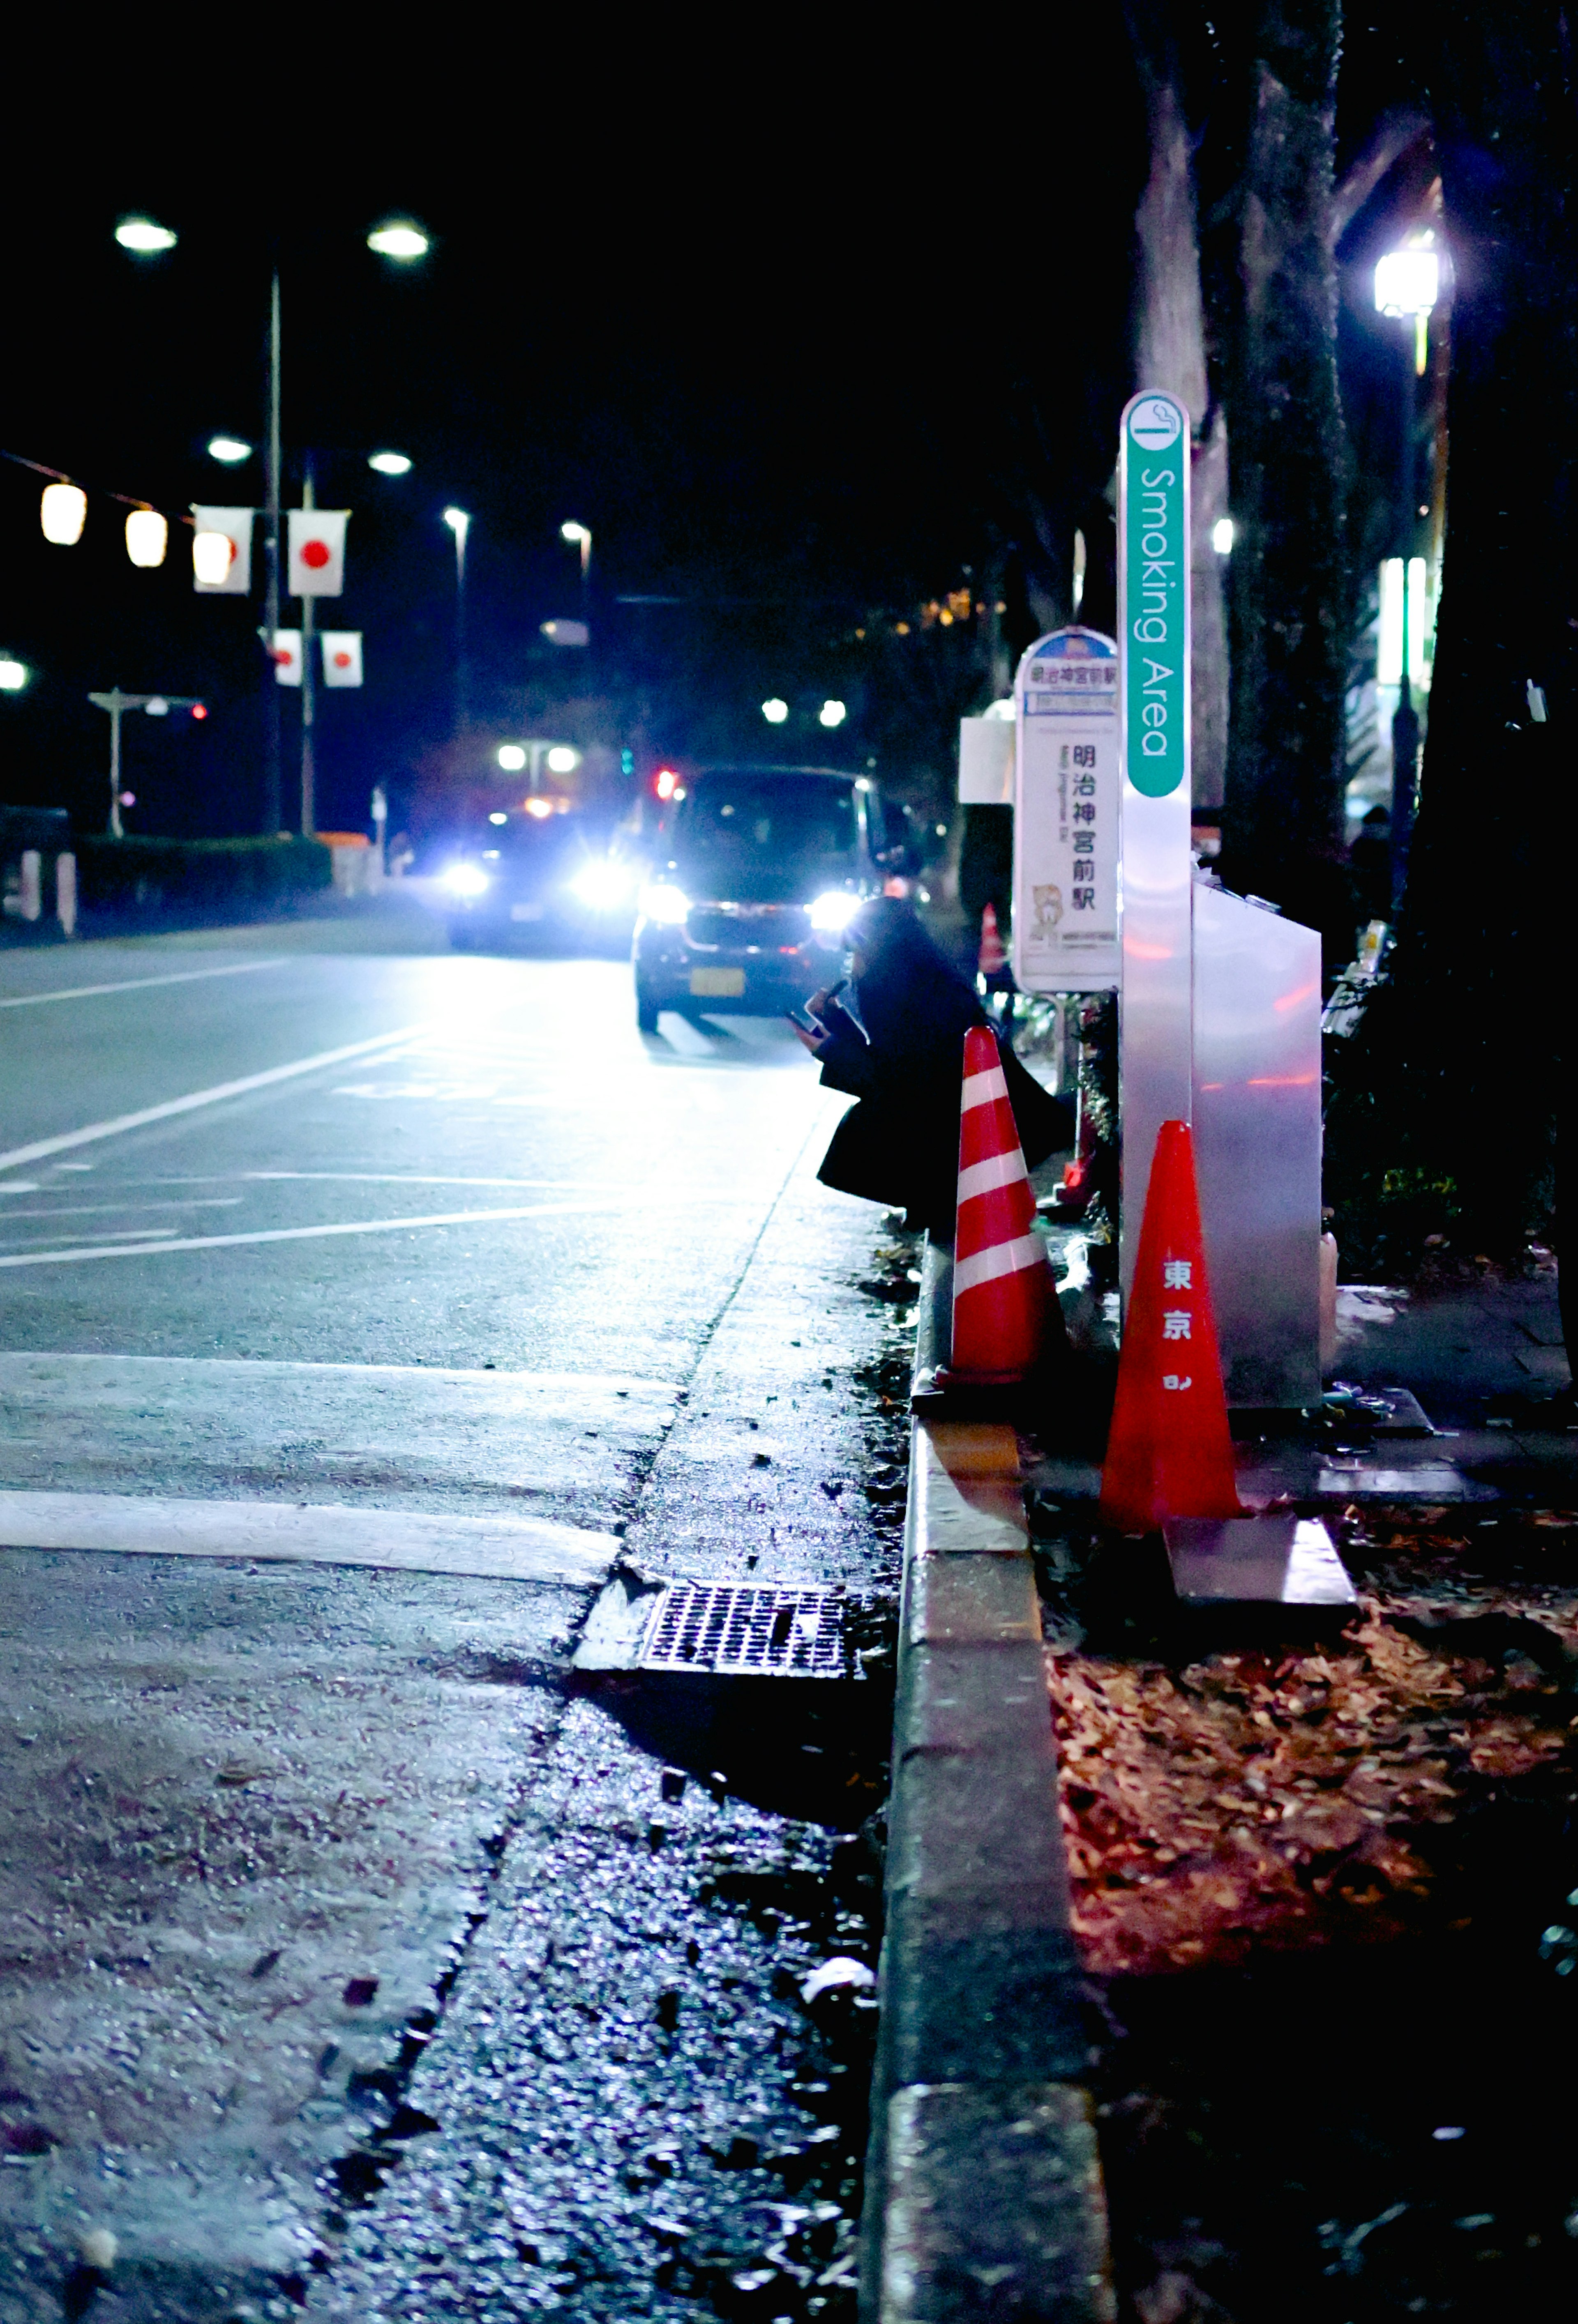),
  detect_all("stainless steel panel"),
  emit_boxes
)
[1117,780,1194,1297]
[1191,883,1322,1407]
